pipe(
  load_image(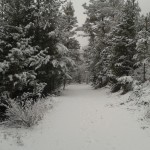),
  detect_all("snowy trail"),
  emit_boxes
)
[1,84,150,150]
